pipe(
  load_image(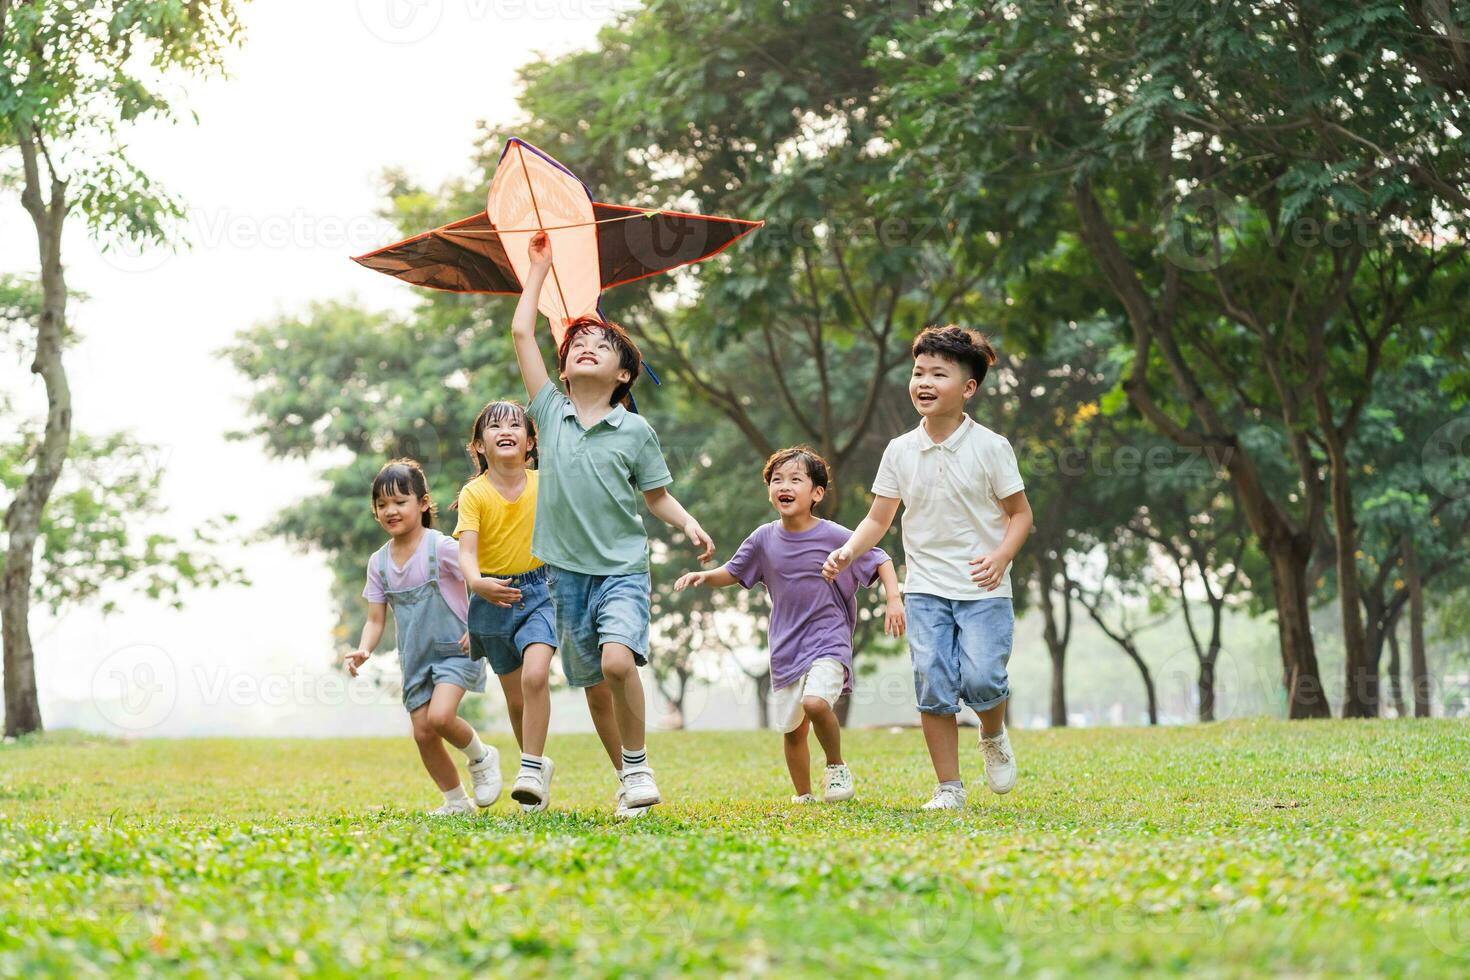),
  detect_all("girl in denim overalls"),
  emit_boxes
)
[346,458,503,815]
